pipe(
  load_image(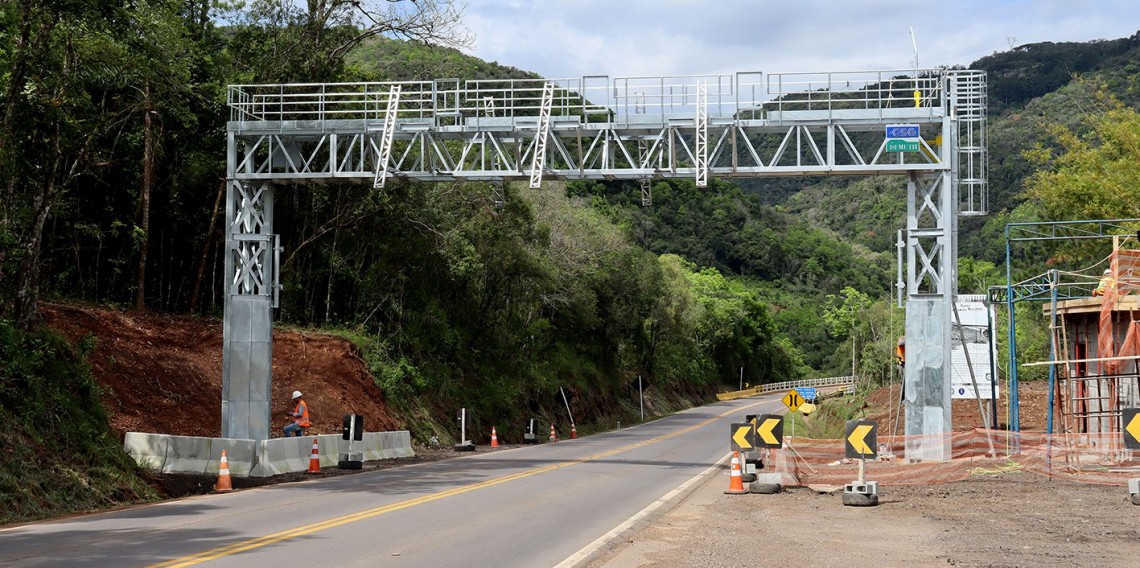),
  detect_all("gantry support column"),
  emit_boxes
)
[904,164,956,461]
[222,131,277,441]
